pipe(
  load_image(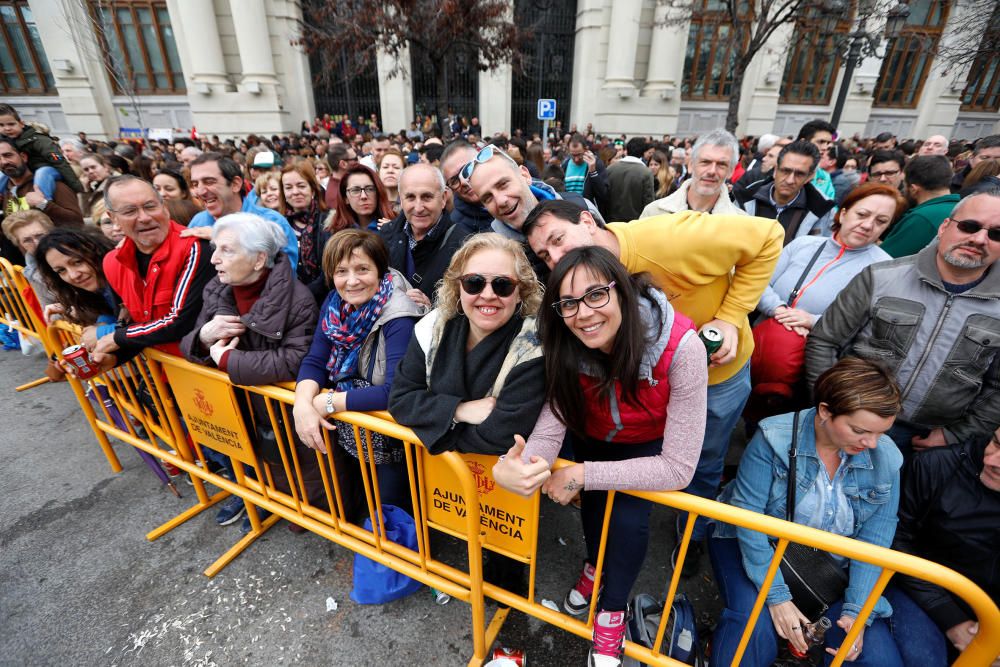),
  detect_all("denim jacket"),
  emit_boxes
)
[714,408,903,621]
